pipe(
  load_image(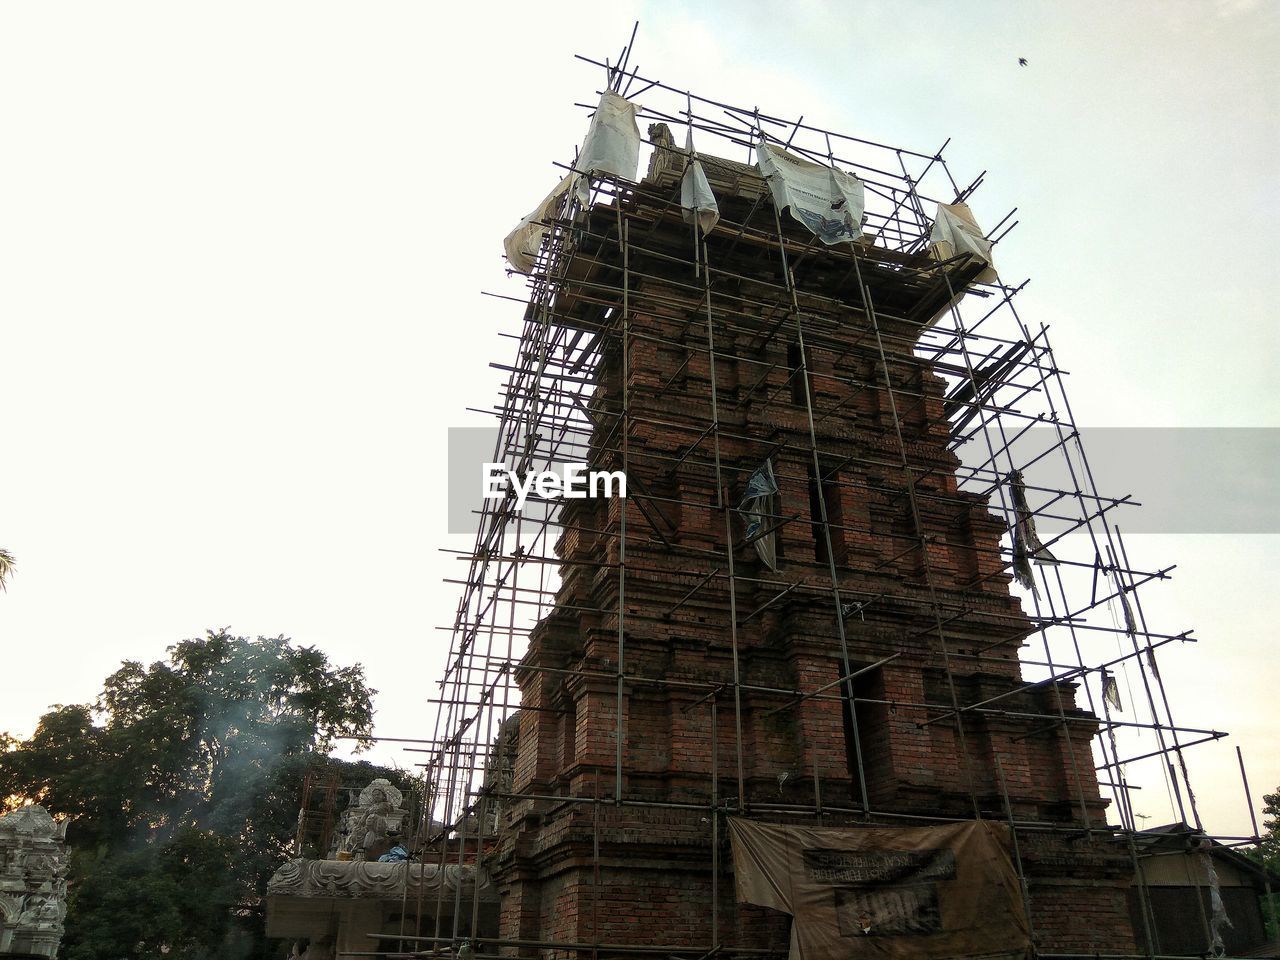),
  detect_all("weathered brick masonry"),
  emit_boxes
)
[491,141,1138,956]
